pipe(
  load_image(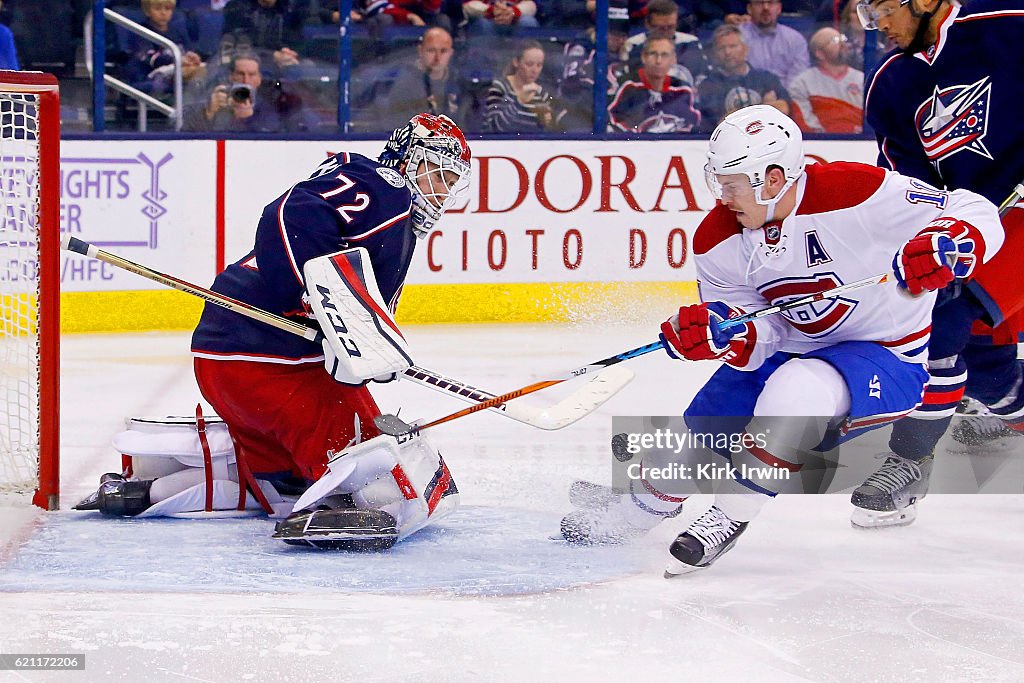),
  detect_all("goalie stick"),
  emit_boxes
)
[61,235,631,431]
[375,271,893,436]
